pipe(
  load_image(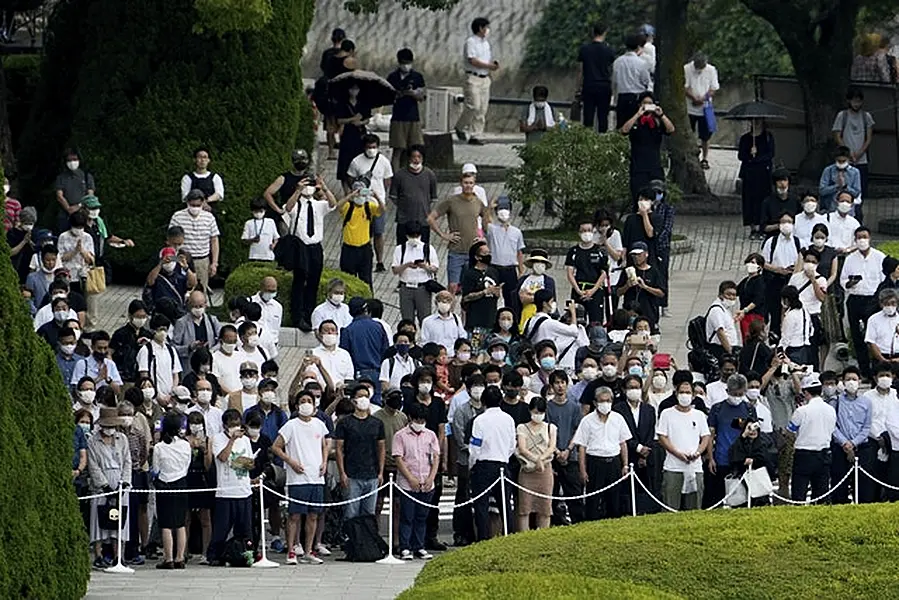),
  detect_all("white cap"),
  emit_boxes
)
[461,163,478,174]
[800,373,821,390]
